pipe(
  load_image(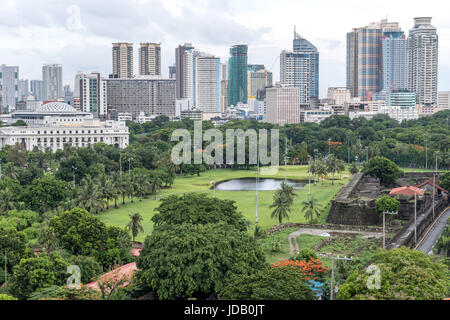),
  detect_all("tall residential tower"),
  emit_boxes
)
[408,17,438,107]
[112,42,134,78]
[139,43,161,76]
[227,45,248,106]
